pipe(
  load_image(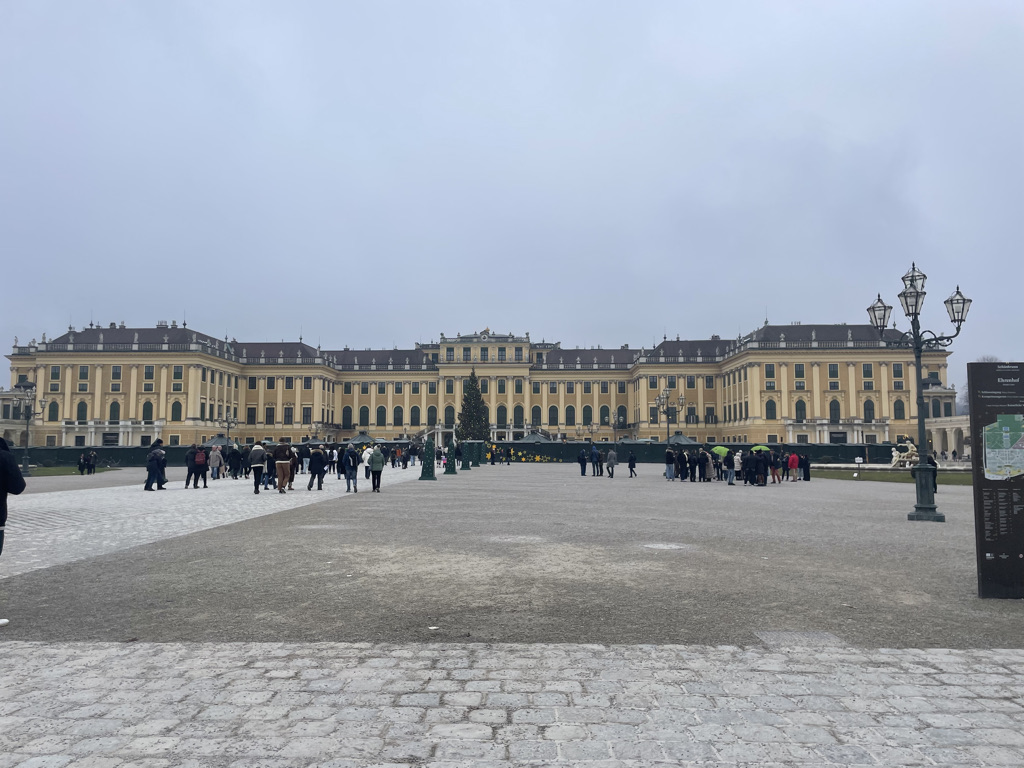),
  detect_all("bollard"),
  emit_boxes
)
[444,439,458,475]
[419,438,437,481]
